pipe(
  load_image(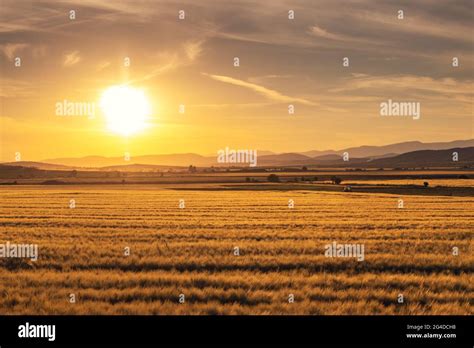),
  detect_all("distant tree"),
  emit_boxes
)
[188,165,197,173]
[268,174,280,182]
[313,176,318,181]
[331,176,342,185]
[423,181,429,187]
[302,166,308,171]
[121,179,126,184]
[246,177,251,182]
[70,170,78,178]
